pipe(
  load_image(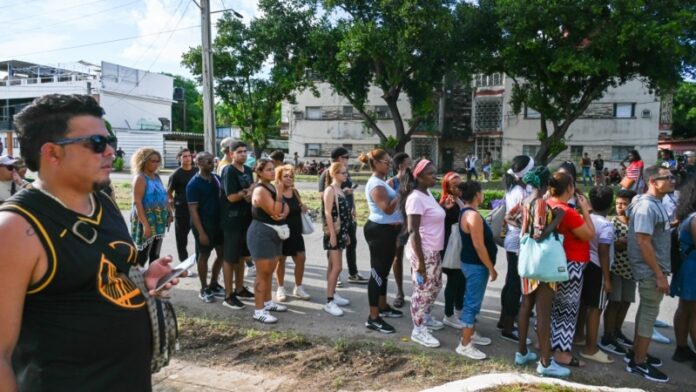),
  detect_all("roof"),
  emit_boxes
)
[0,59,91,77]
